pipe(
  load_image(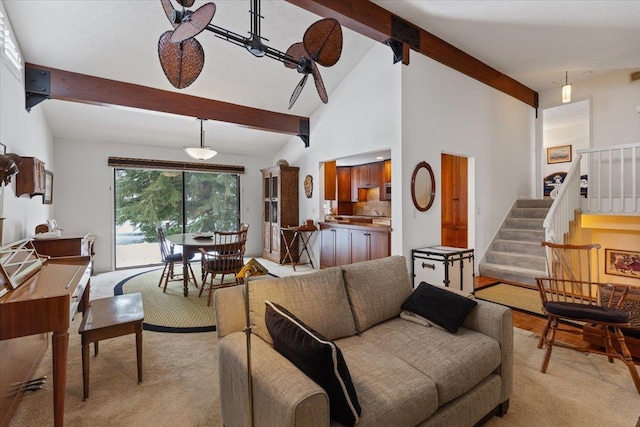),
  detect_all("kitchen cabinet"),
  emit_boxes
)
[350,228,390,264]
[15,157,46,197]
[337,166,352,202]
[357,162,382,189]
[319,224,350,269]
[261,165,299,264]
[350,167,359,202]
[380,159,391,201]
[320,222,390,268]
[324,160,336,200]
